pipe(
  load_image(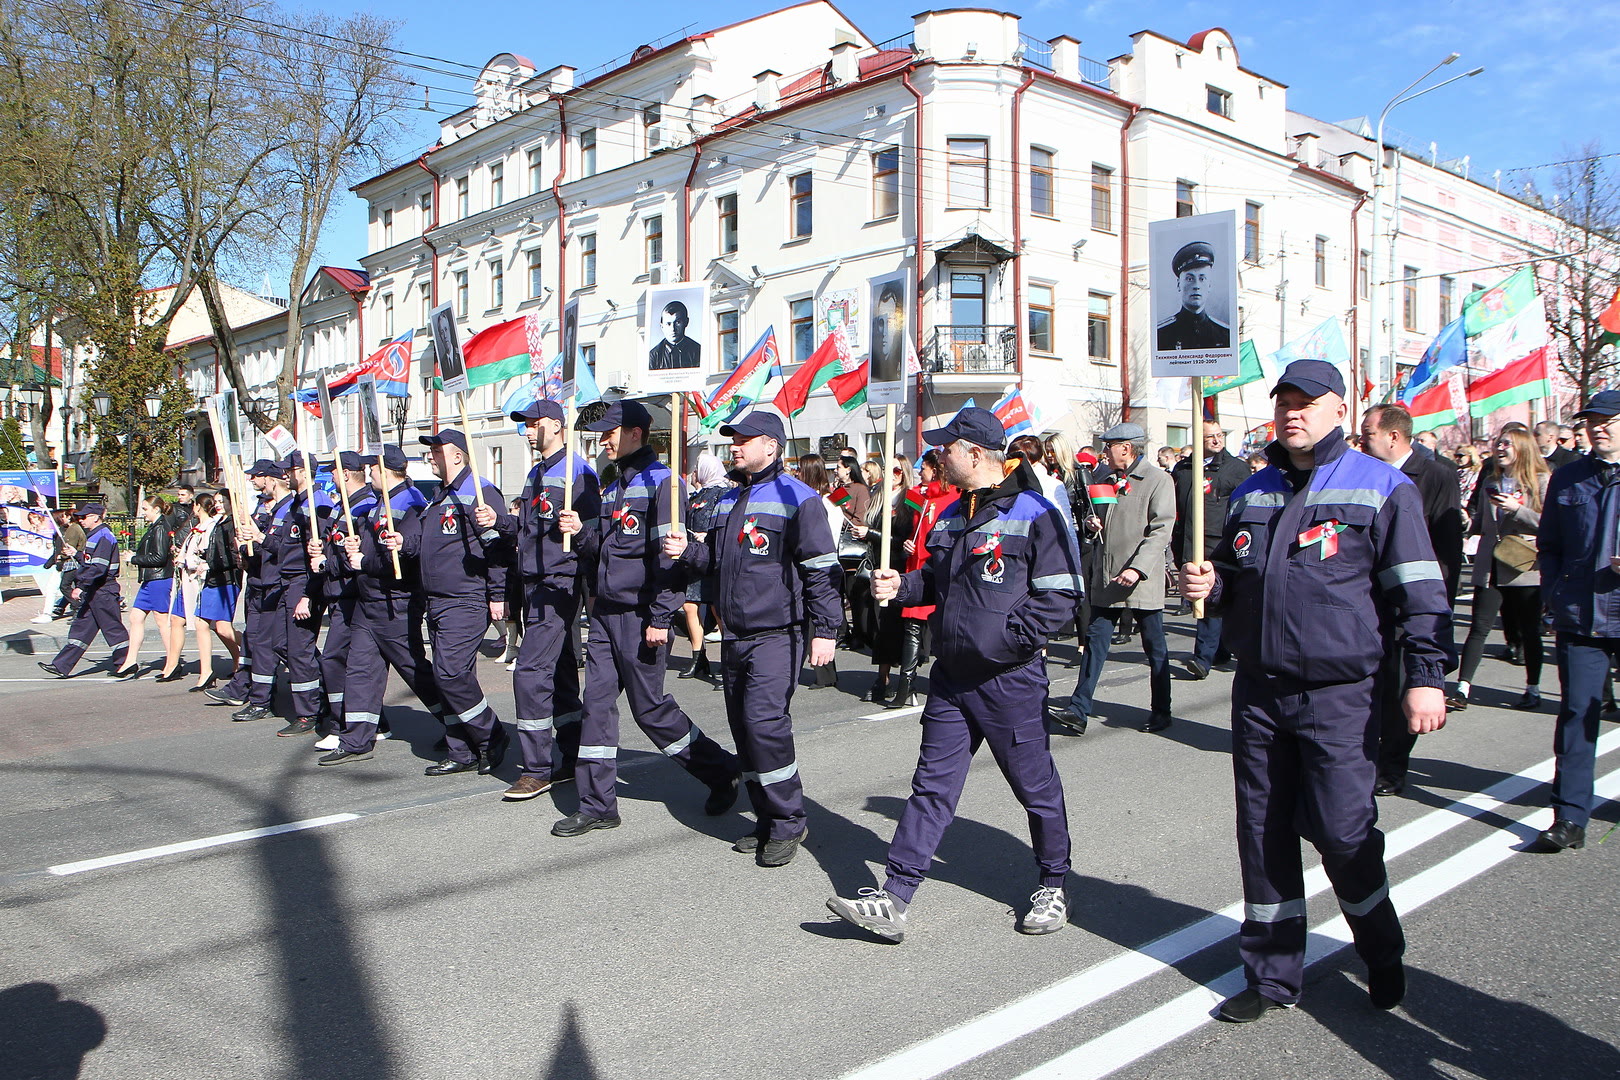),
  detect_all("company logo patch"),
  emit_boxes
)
[616,508,641,536]
[739,516,770,556]
[1233,529,1253,561]
[971,530,1005,584]
[440,506,459,535]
